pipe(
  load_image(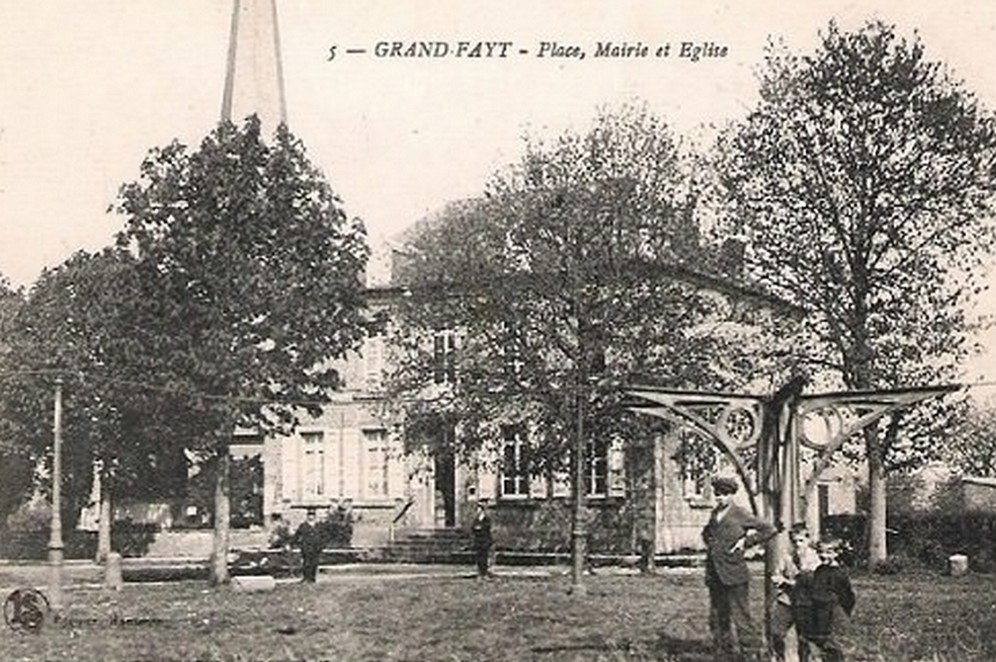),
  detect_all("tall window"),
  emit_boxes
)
[585,438,609,496]
[302,432,325,498]
[673,428,716,498]
[364,429,390,498]
[364,333,385,390]
[501,425,529,497]
[500,323,525,379]
[433,330,457,384]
